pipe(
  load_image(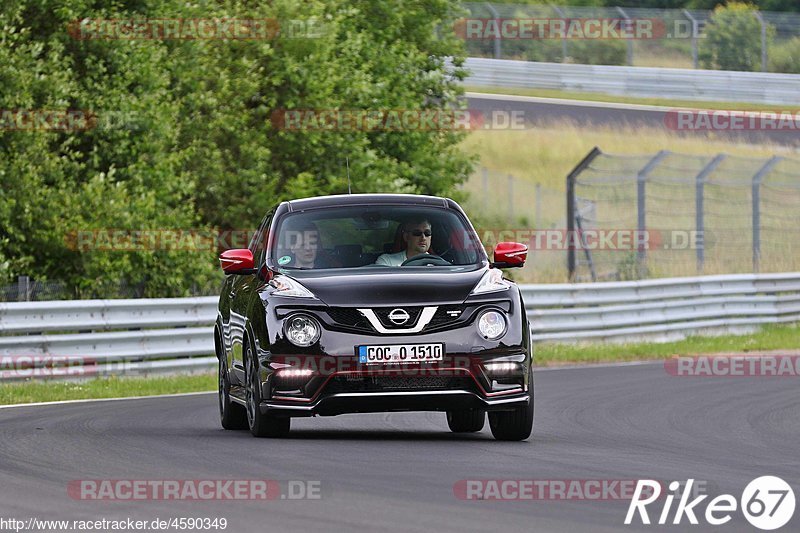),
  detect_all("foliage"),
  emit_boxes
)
[0,0,473,296]
[769,36,800,73]
[698,2,772,71]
